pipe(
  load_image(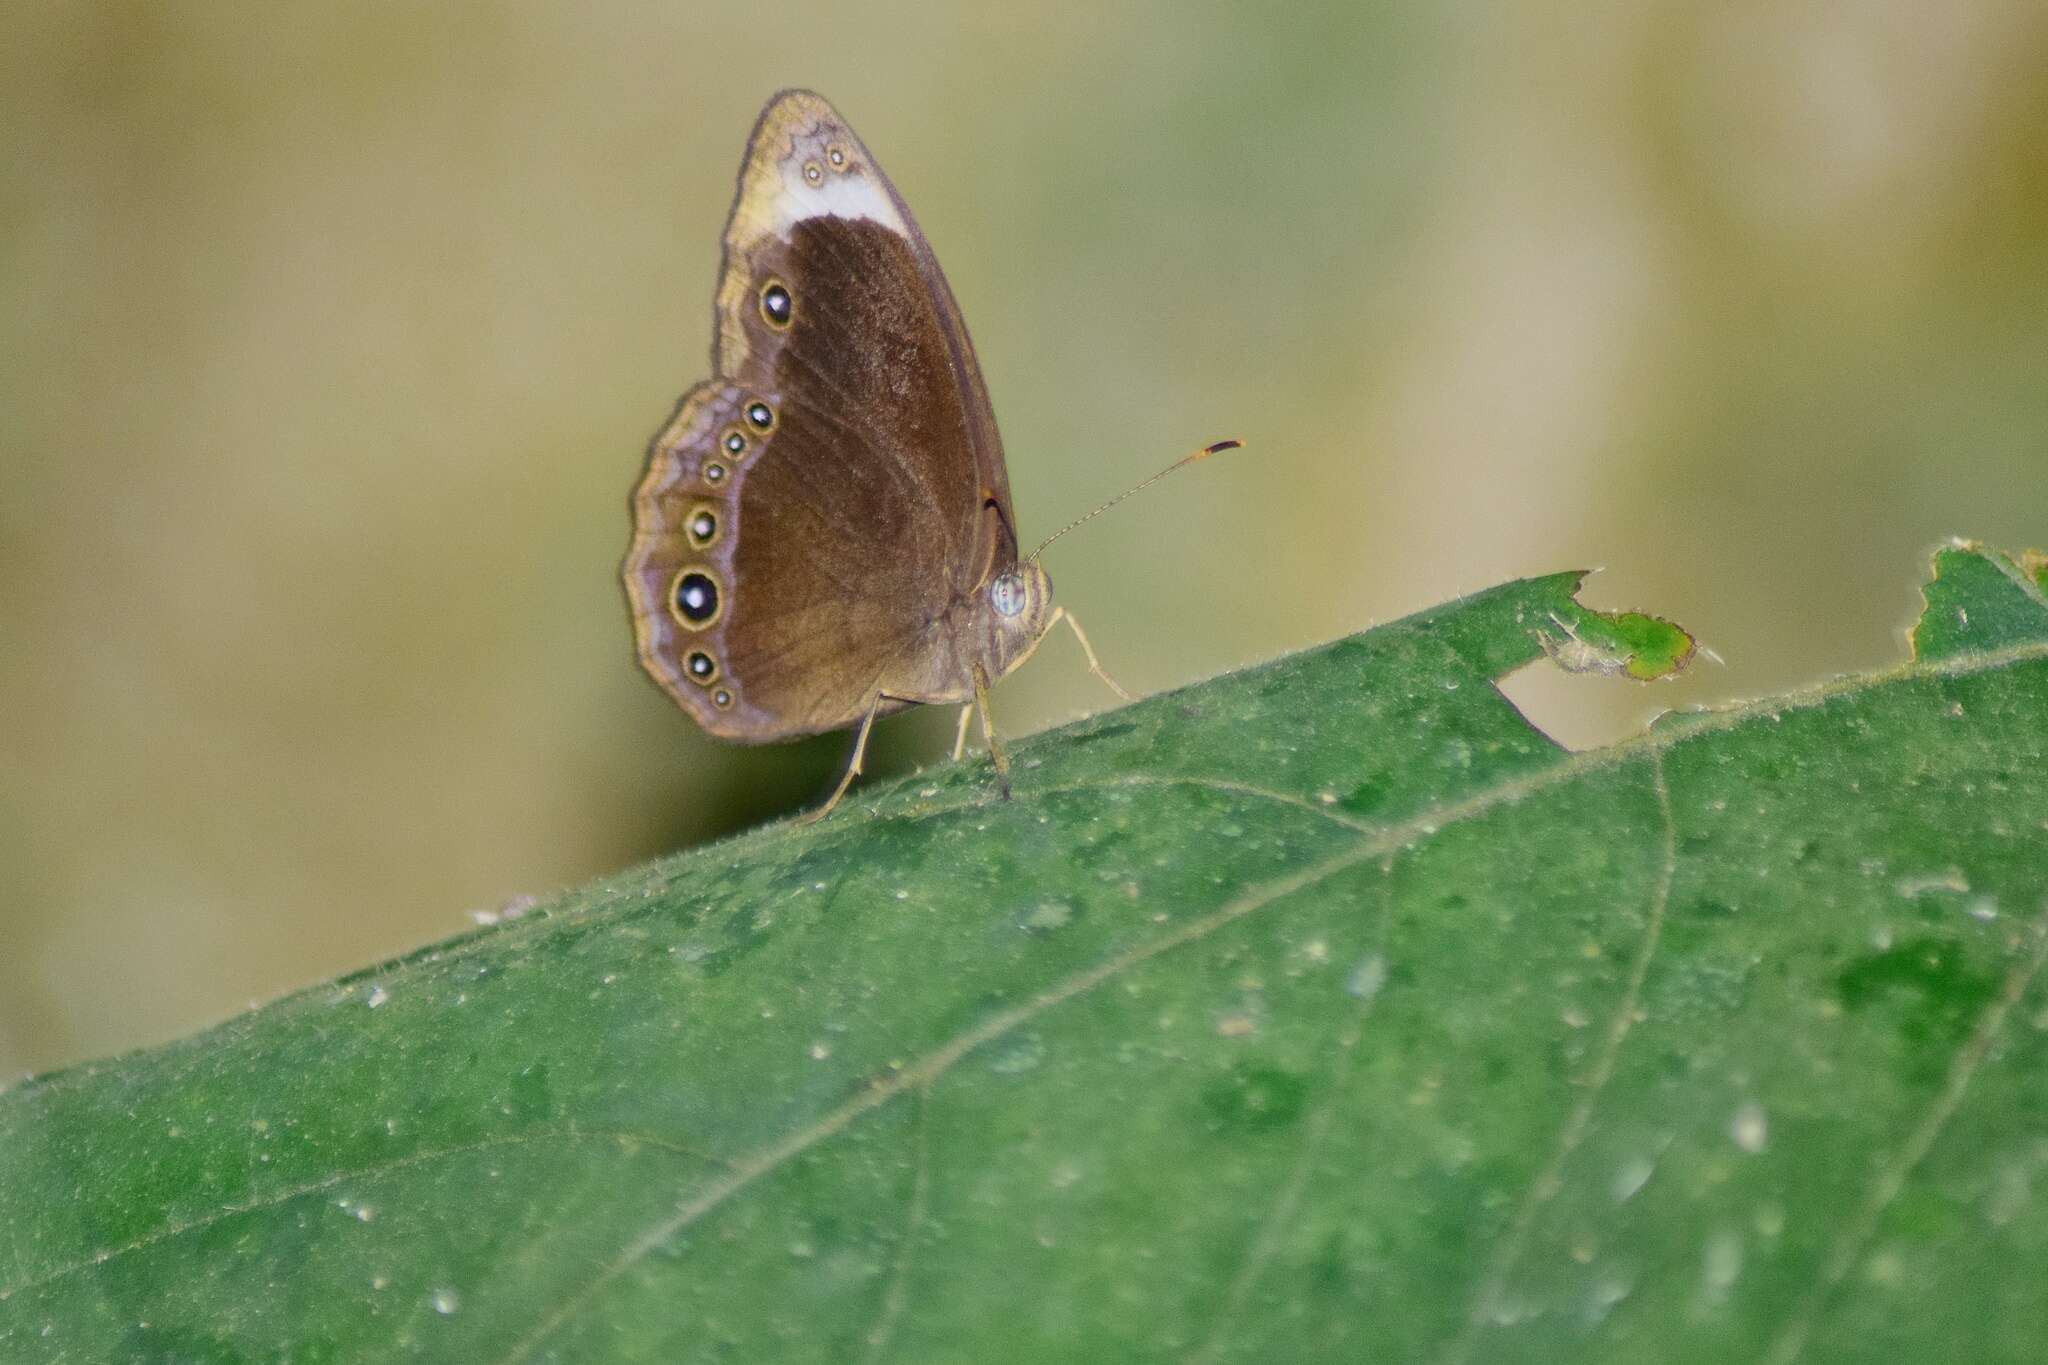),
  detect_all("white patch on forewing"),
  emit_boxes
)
[769,161,909,236]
